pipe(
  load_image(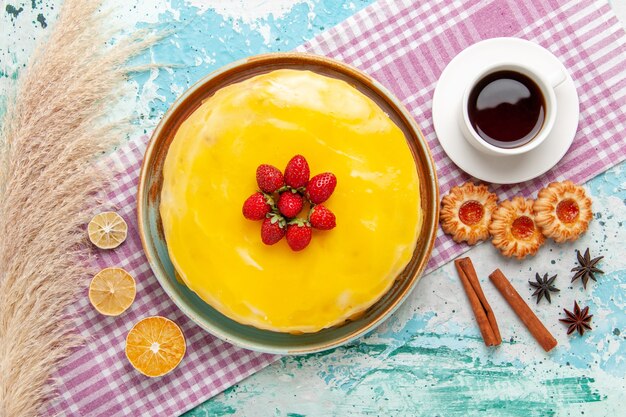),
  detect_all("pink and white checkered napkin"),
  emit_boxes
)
[45,0,626,416]
[298,0,626,272]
